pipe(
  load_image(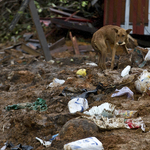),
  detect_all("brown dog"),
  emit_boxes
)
[91,25,132,70]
